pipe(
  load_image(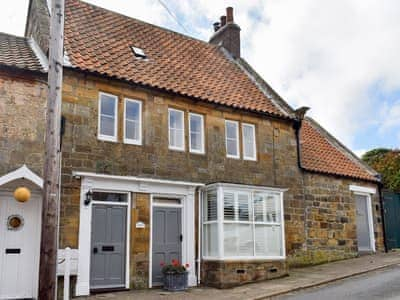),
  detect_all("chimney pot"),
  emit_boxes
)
[213,22,221,32]
[220,16,227,27]
[226,7,234,23]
